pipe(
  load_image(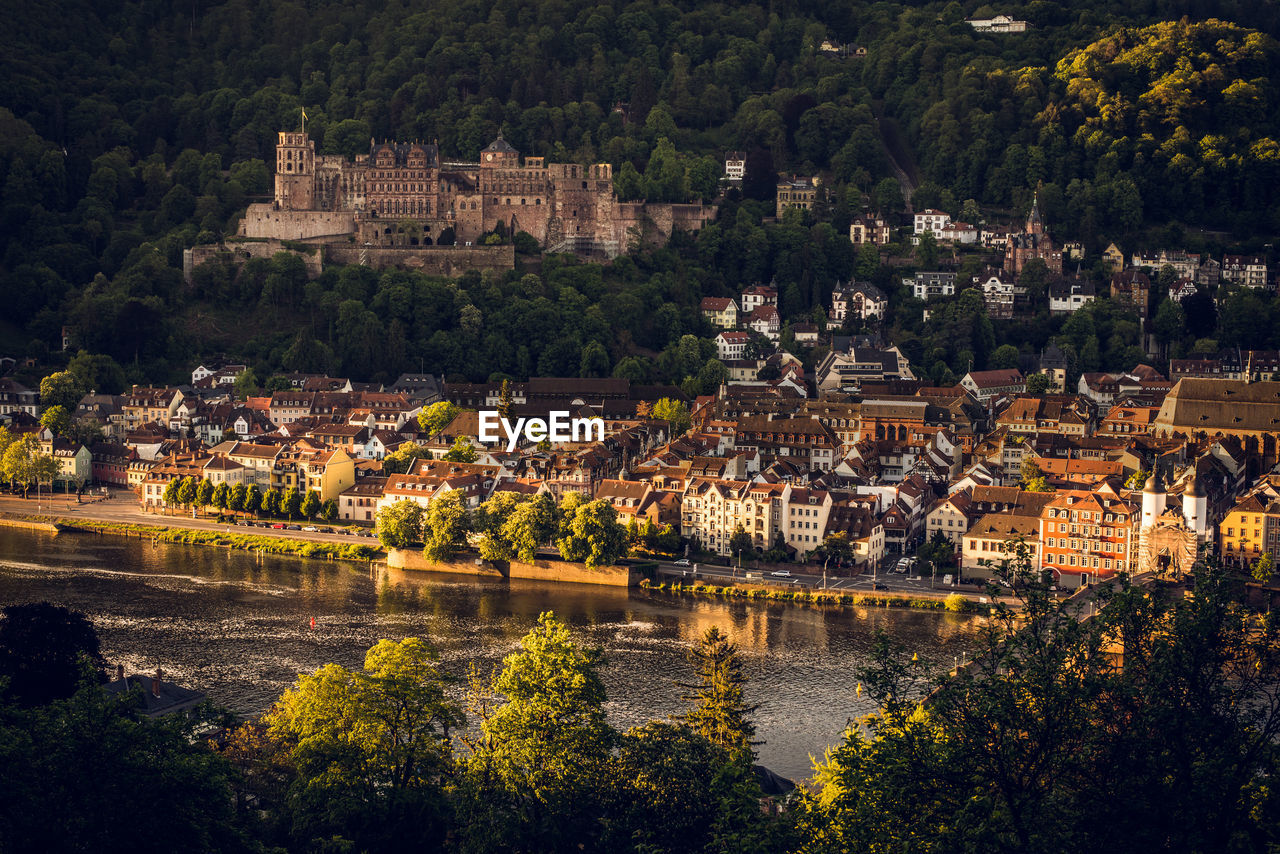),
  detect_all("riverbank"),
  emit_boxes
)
[641,577,982,613]
[0,512,380,563]
[0,517,61,534]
